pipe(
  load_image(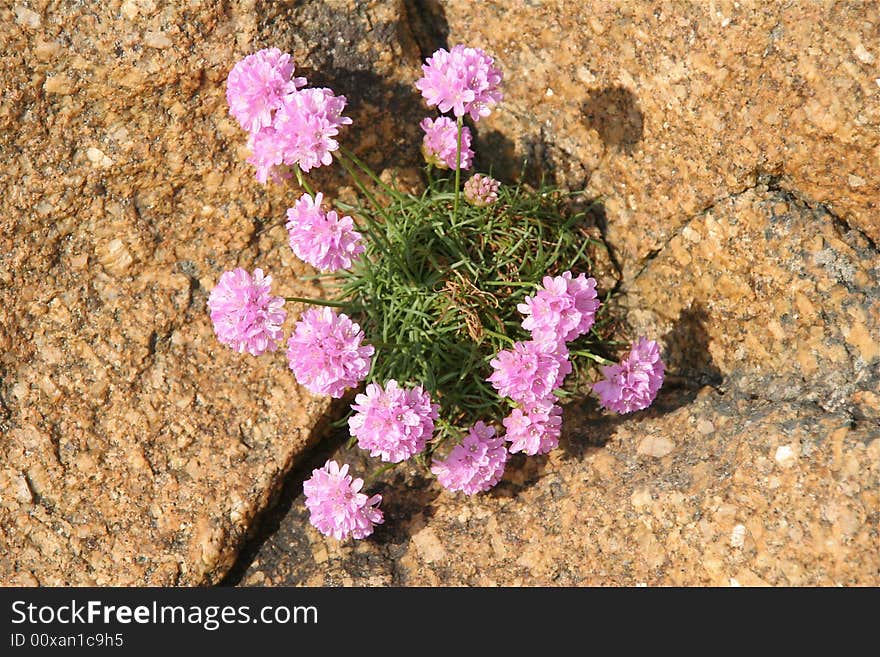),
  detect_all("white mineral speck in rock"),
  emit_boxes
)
[729,578,741,587]
[853,43,874,65]
[14,5,41,28]
[144,31,172,49]
[86,147,113,168]
[637,435,675,458]
[730,524,746,548]
[774,444,798,468]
